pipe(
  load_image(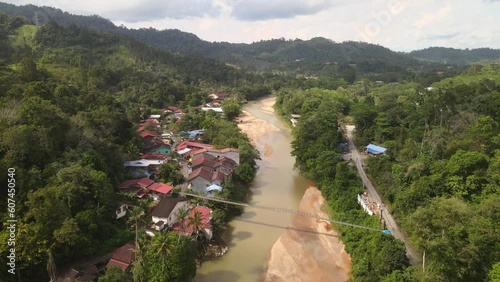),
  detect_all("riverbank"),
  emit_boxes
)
[262,187,352,282]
